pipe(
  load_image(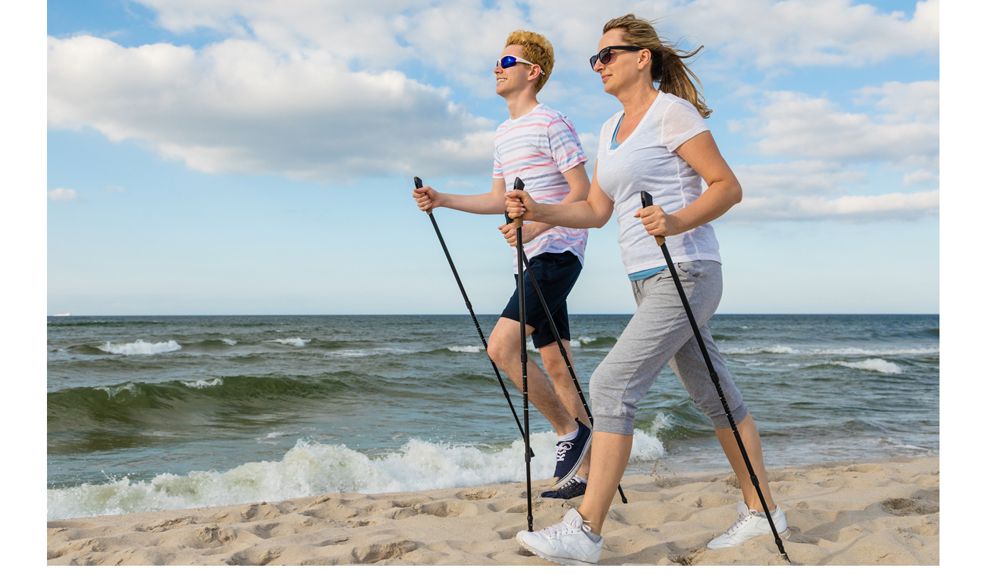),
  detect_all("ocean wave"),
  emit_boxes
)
[325,347,420,358]
[447,345,483,353]
[47,431,664,520]
[268,337,311,347]
[48,372,394,448]
[831,359,903,374]
[724,344,938,357]
[181,378,223,389]
[98,340,182,356]
[570,336,617,348]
